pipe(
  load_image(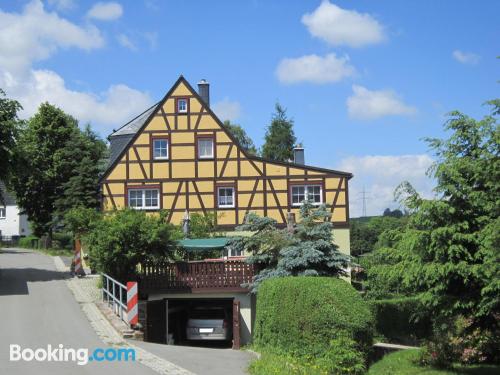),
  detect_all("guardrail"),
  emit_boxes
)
[102,273,128,326]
